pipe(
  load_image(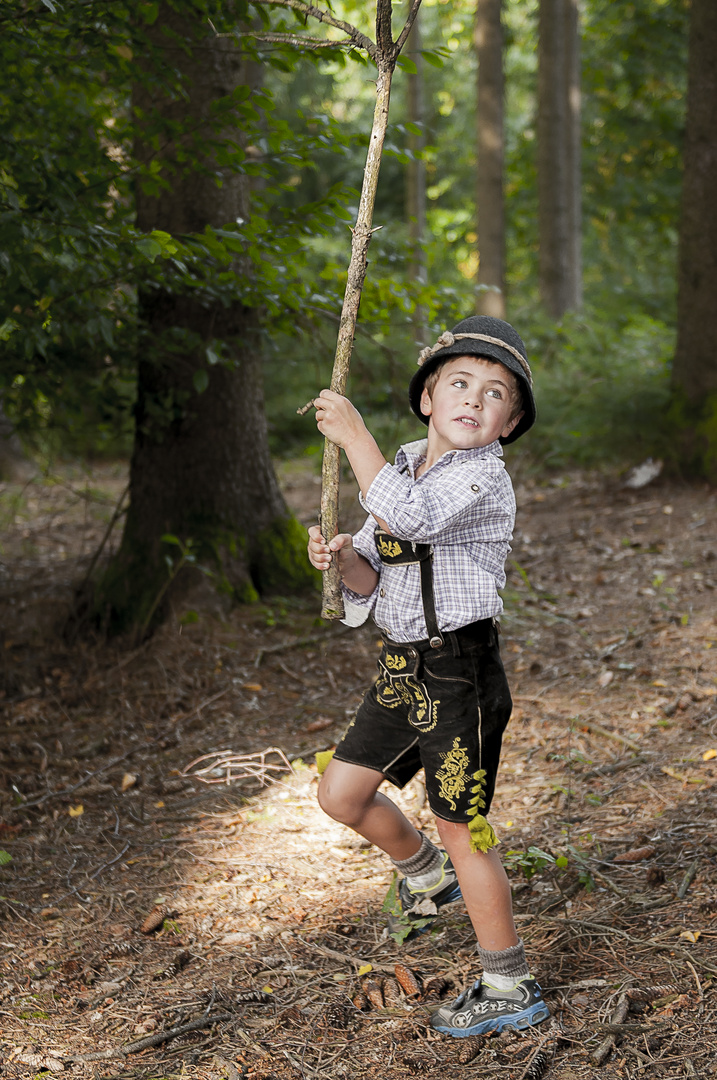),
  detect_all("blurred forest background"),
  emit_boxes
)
[0,0,715,632]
